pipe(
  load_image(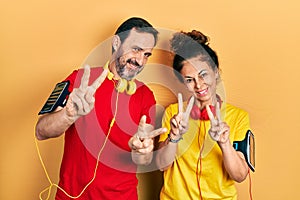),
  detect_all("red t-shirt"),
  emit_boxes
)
[55,67,156,200]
